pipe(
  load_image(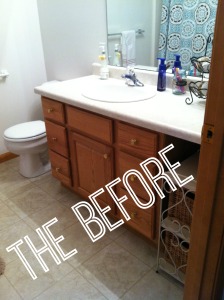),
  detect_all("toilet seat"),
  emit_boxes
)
[4,120,46,142]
